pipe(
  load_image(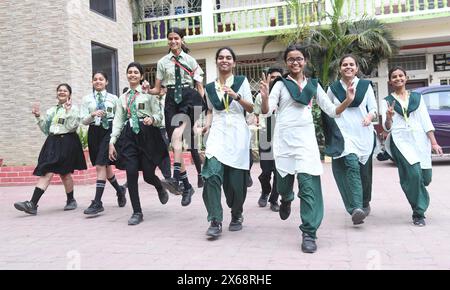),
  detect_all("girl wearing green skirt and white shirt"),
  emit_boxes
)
[260,44,354,253]
[382,66,443,227]
[326,55,377,226]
